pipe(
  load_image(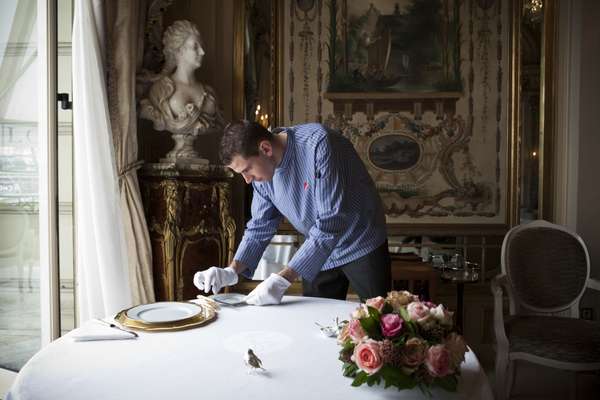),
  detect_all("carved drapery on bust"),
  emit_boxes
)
[139,20,224,165]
